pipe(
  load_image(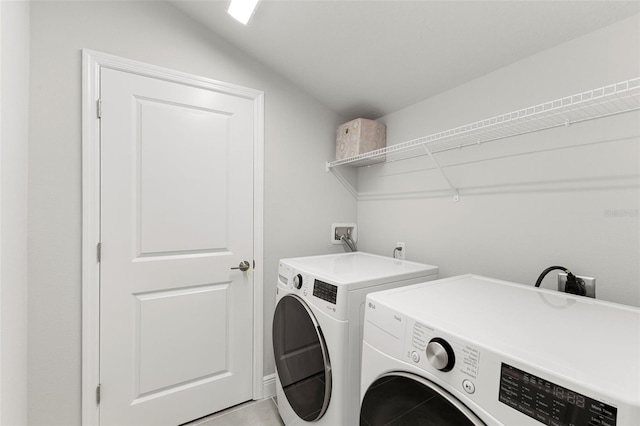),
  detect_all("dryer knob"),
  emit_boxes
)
[293,274,303,289]
[426,338,455,372]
